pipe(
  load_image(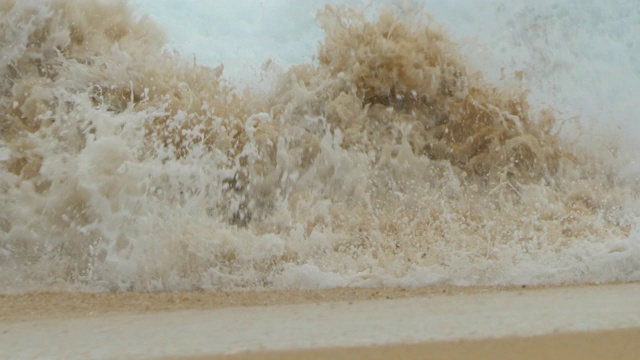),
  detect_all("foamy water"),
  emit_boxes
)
[1,0,639,294]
